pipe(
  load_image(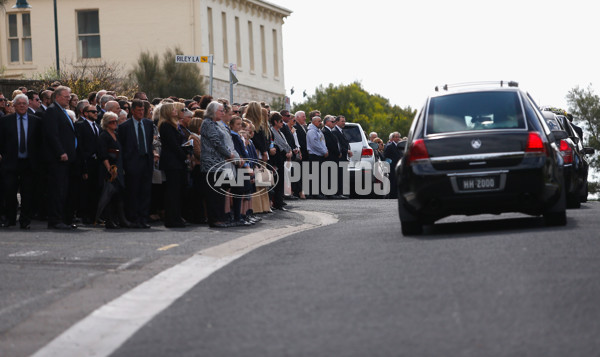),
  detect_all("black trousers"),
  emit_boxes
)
[124,157,153,224]
[272,165,285,208]
[2,159,34,225]
[47,161,78,225]
[79,158,101,222]
[163,169,187,226]
[202,171,227,224]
